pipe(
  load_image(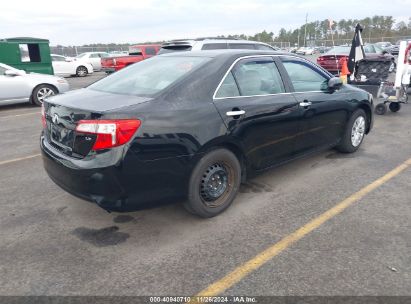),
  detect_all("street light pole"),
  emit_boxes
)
[304,13,308,47]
